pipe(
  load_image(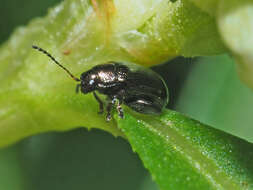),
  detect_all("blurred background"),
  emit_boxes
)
[1,0,253,190]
